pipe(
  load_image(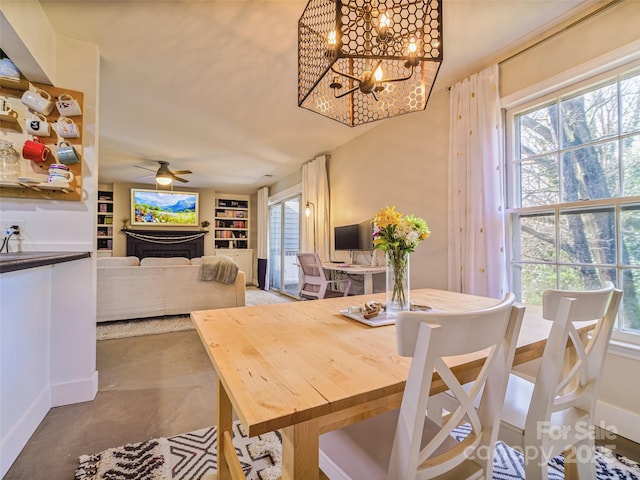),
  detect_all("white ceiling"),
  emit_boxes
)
[37,0,590,193]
